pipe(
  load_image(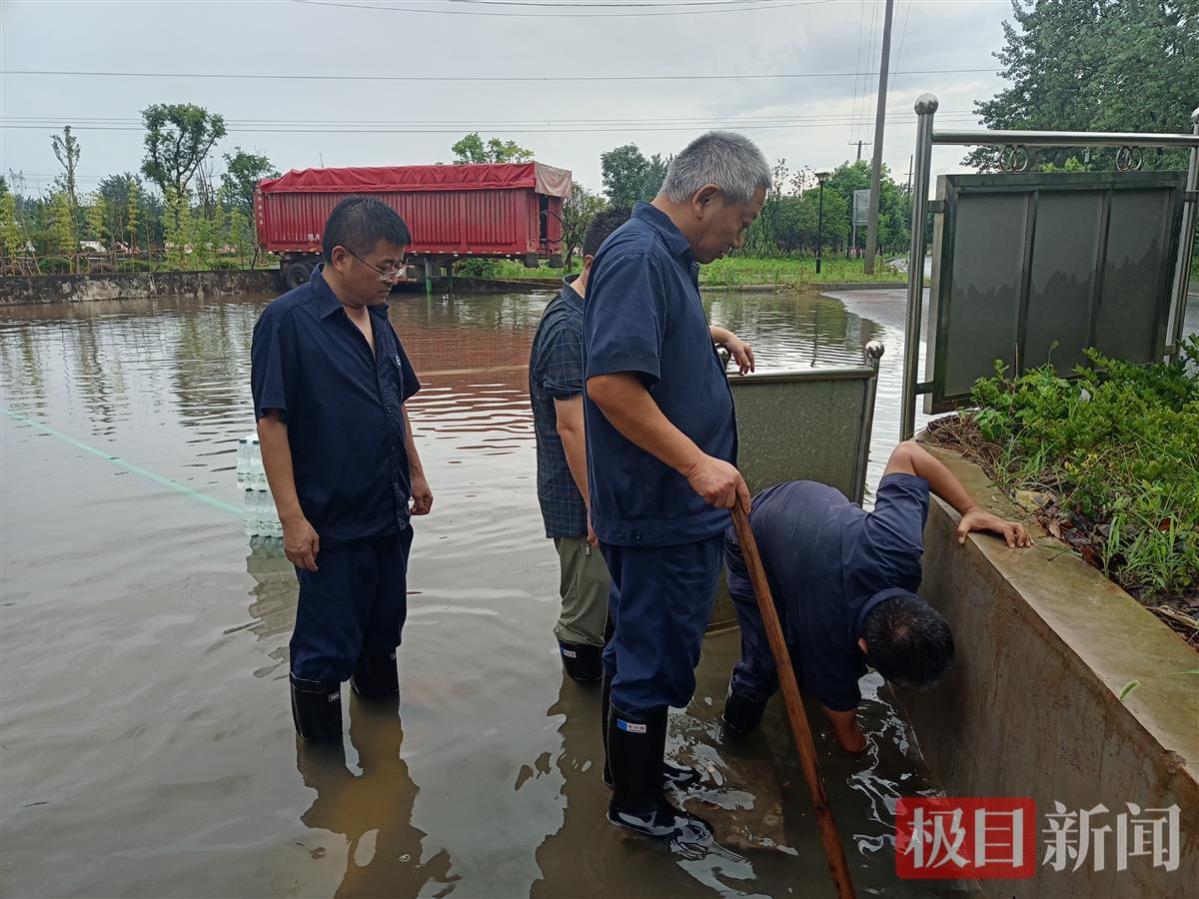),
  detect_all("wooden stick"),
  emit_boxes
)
[731,504,857,899]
